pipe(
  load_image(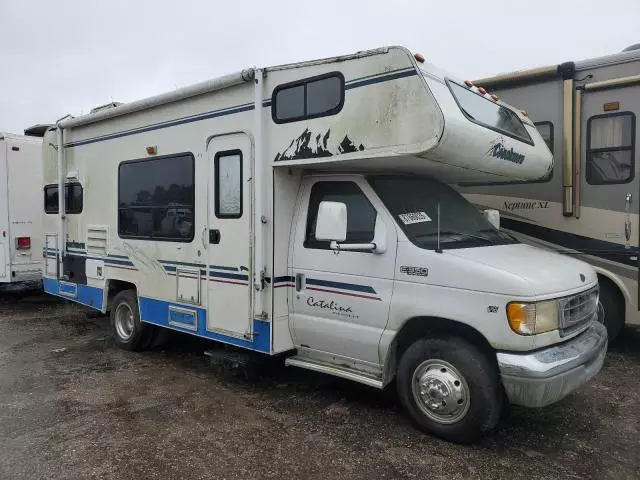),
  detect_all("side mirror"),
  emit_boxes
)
[315,201,347,242]
[484,209,500,230]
